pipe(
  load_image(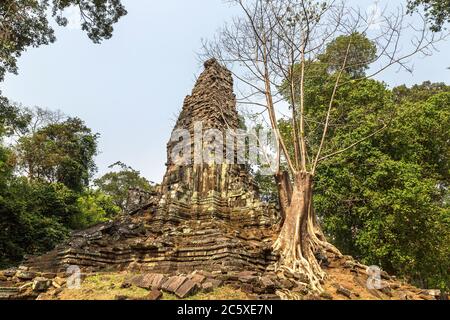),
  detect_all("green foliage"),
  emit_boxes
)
[51,0,127,43]
[94,161,154,211]
[70,190,120,230]
[0,104,121,267]
[0,178,71,268]
[0,0,127,267]
[260,32,449,288]
[407,0,450,31]
[280,61,391,168]
[0,0,127,82]
[0,98,31,137]
[393,81,450,103]
[274,81,450,289]
[0,177,120,267]
[317,32,377,79]
[15,117,99,192]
